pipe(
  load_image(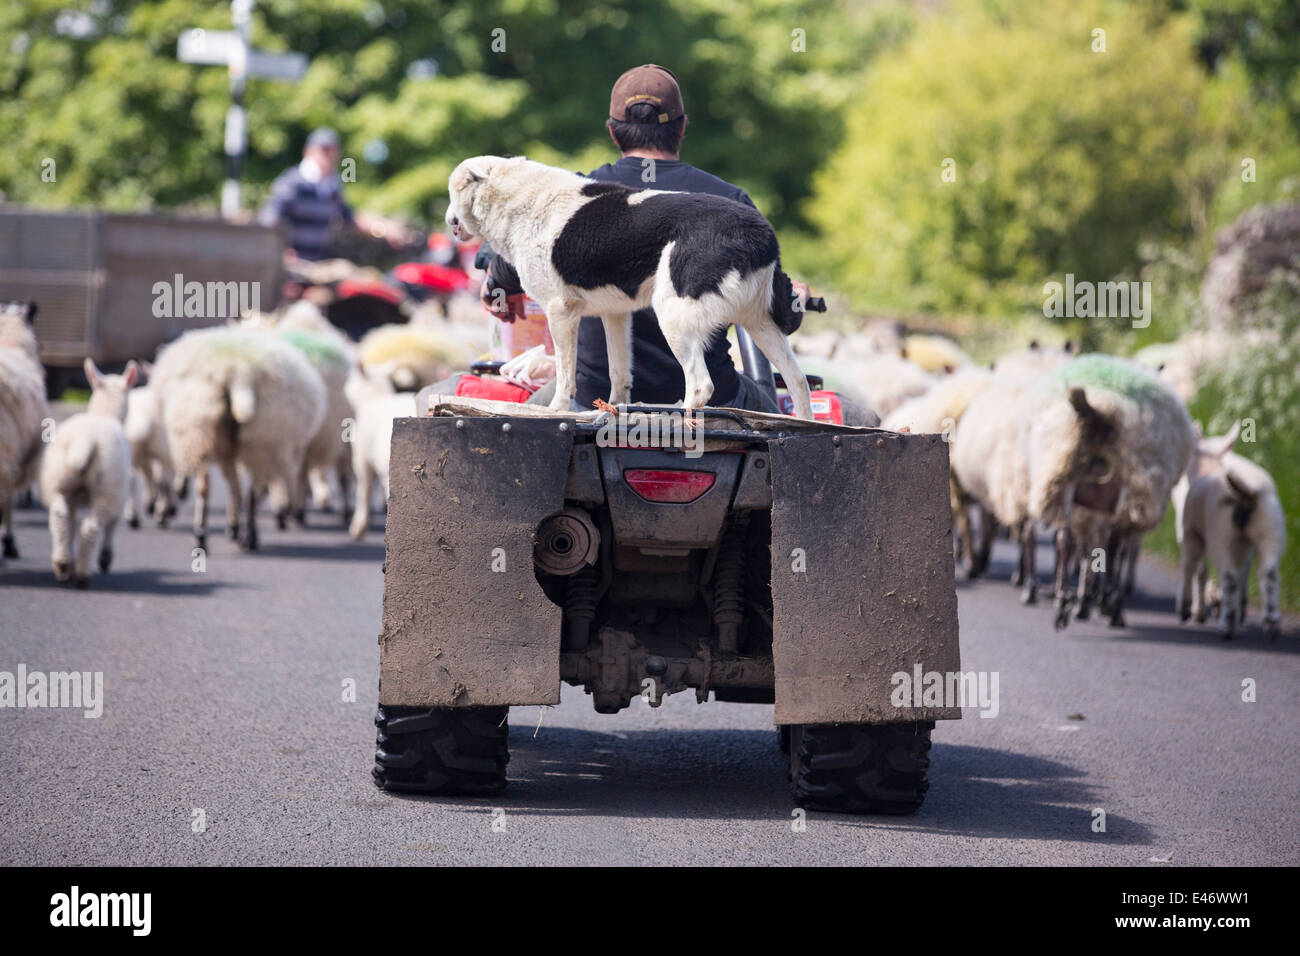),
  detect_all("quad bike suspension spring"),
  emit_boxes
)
[564,565,599,651]
[713,514,749,654]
